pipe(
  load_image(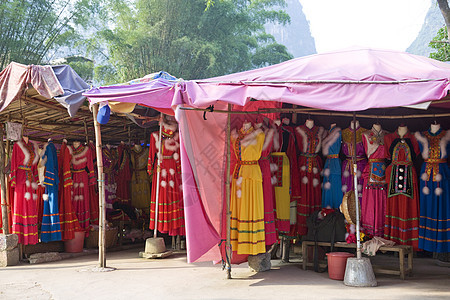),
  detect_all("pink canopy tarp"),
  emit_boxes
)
[85,48,450,263]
